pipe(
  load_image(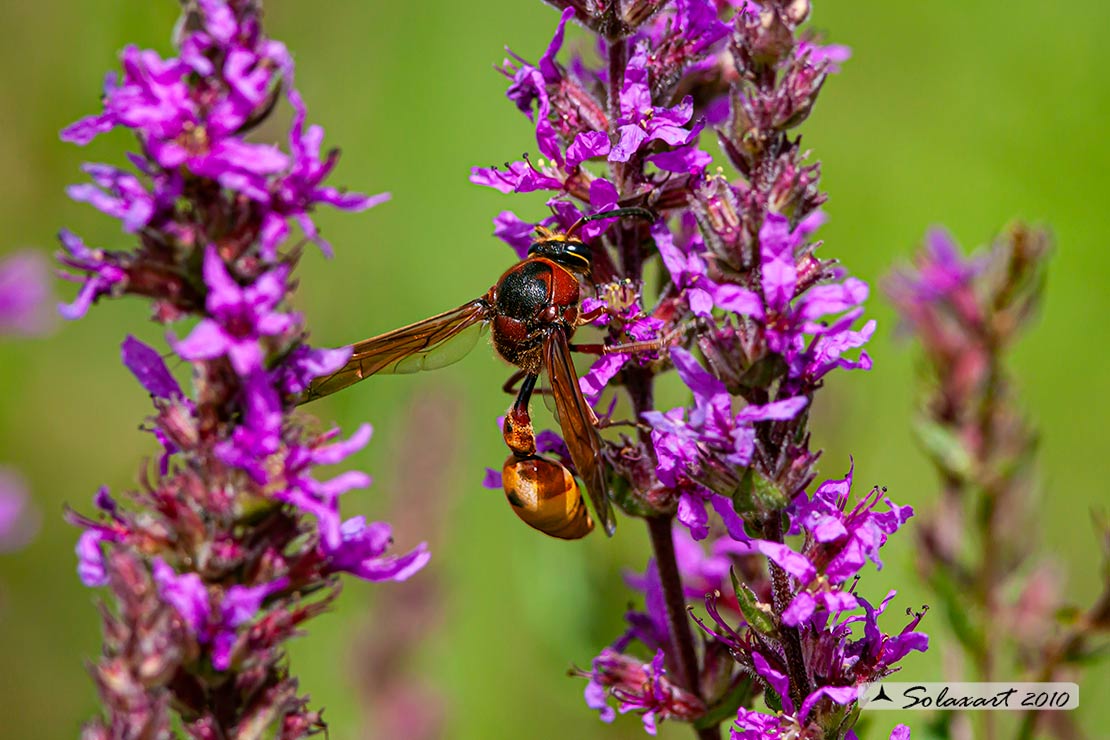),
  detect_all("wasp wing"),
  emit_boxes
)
[544,327,616,536]
[300,298,493,403]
